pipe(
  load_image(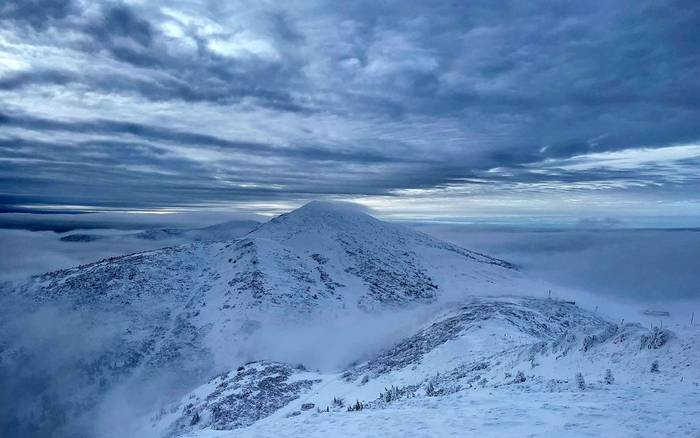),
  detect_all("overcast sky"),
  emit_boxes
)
[1,0,700,219]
